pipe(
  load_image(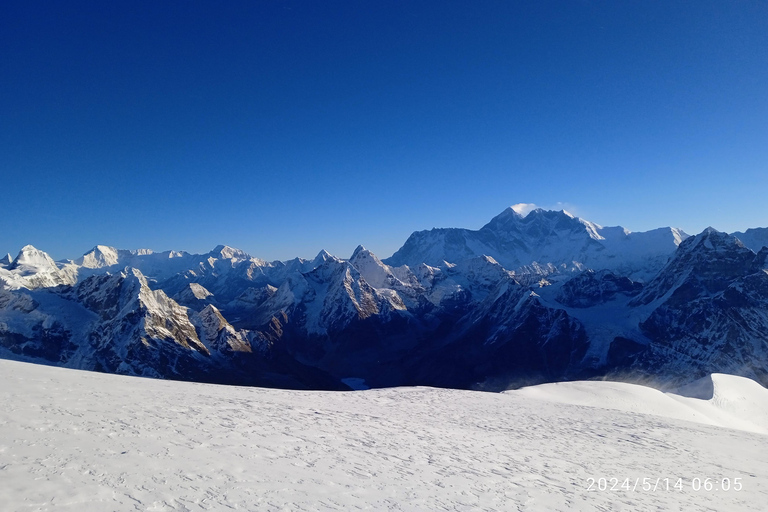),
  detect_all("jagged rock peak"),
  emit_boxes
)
[683,227,746,252]
[123,267,150,286]
[631,227,761,307]
[352,244,365,253]
[0,253,12,266]
[308,249,339,268]
[199,303,225,322]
